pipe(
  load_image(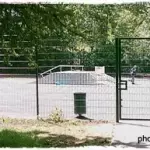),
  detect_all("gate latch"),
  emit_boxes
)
[120,80,128,90]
